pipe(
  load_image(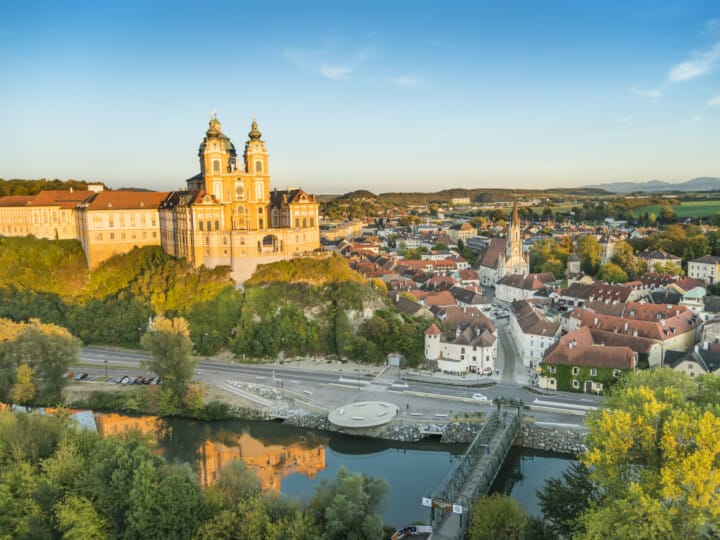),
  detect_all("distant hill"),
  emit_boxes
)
[377,187,607,205]
[583,177,720,194]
